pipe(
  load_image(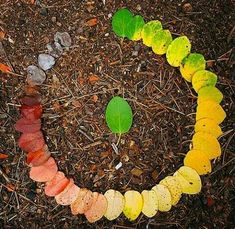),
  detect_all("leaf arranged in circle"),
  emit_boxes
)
[126,15,145,41]
[180,53,206,82]
[197,86,223,104]
[166,36,191,67]
[141,20,163,47]
[105,96,133,134]
[112,8,133,37]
